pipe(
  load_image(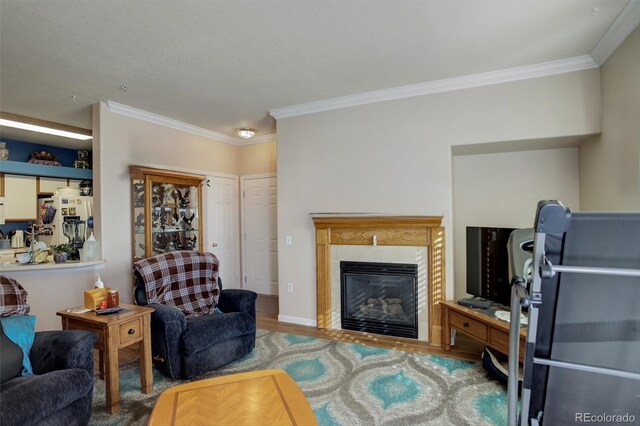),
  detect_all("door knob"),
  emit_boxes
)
[211,242,218,247]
